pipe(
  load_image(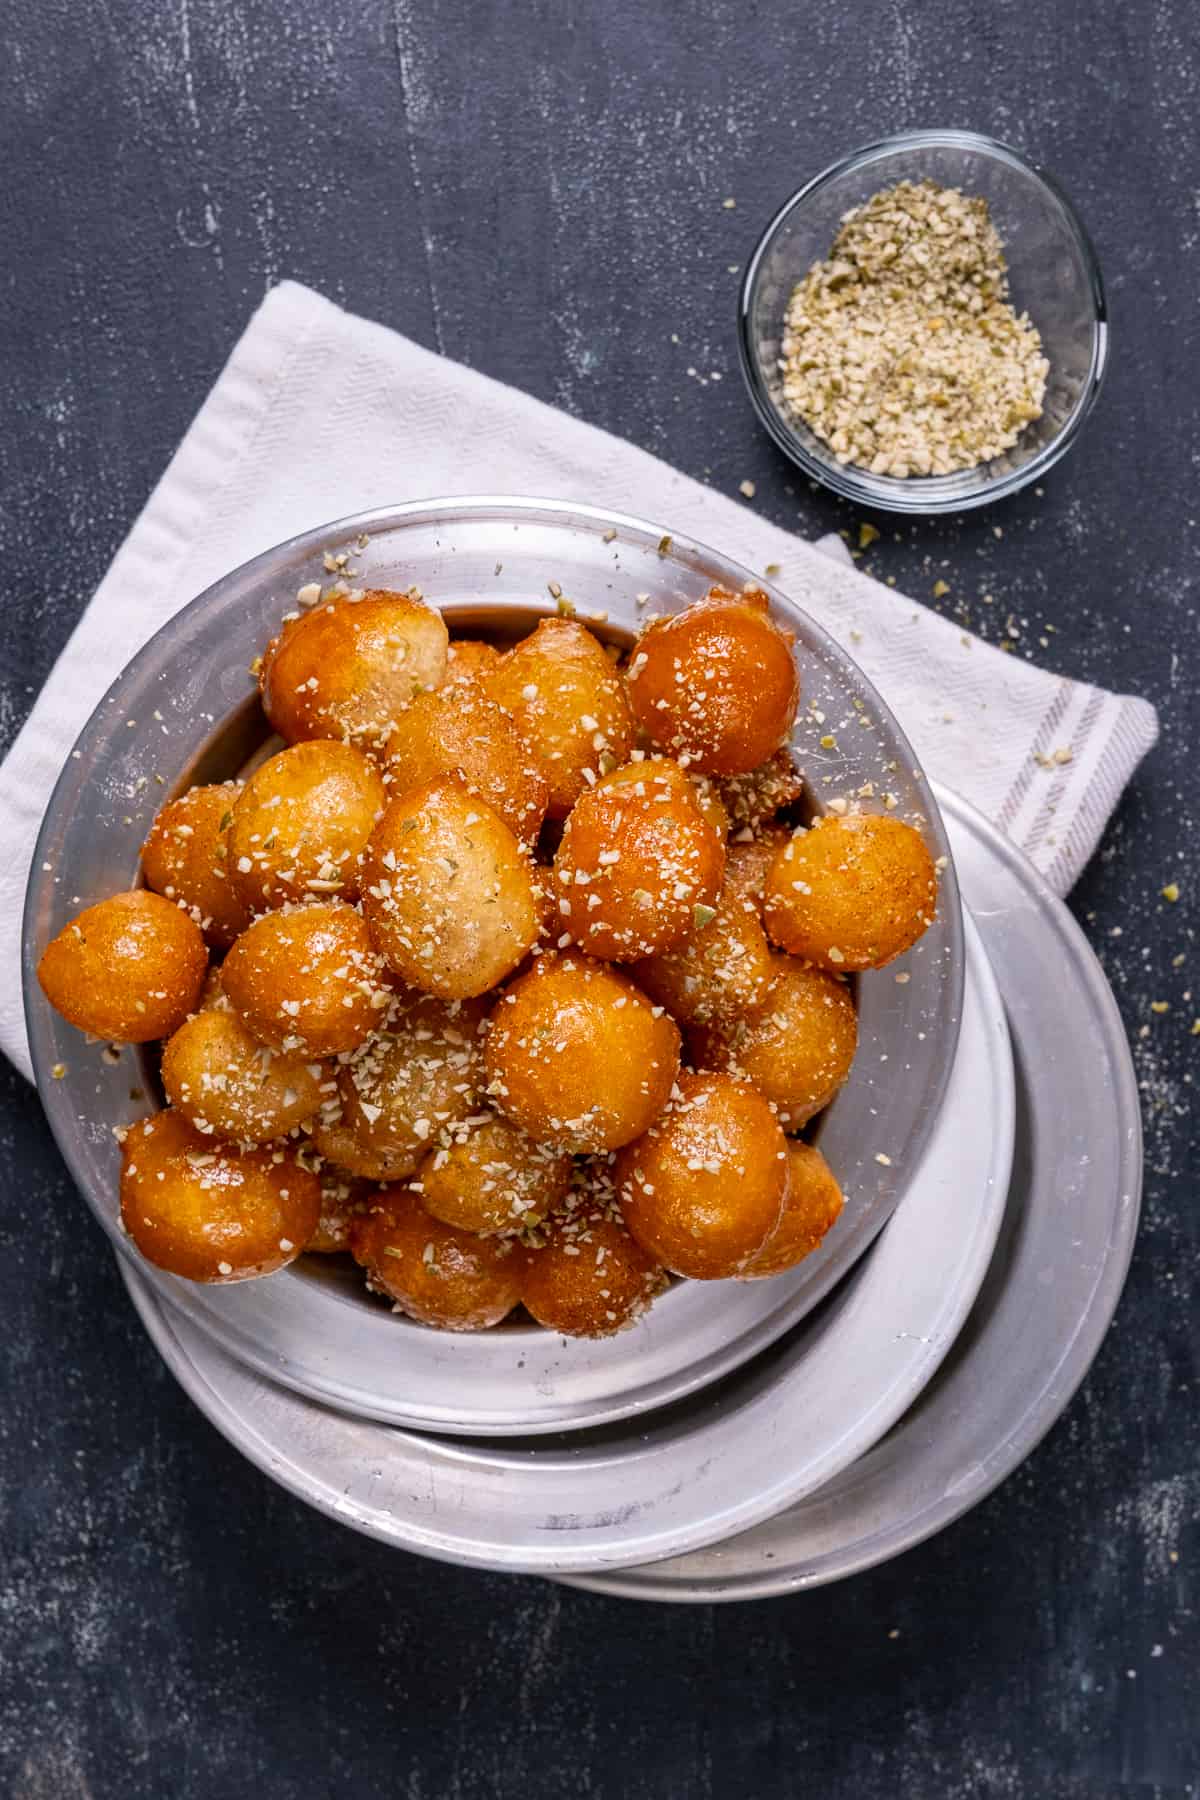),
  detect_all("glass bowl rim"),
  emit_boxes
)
[736,128,1109,515]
